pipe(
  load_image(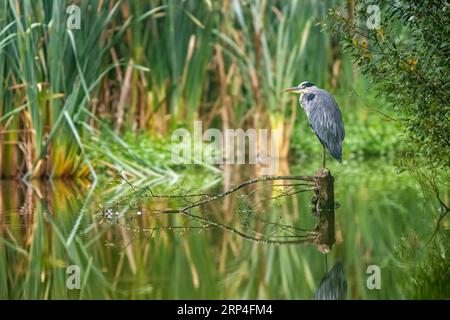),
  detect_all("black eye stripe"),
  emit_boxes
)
[301,82,314,88]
